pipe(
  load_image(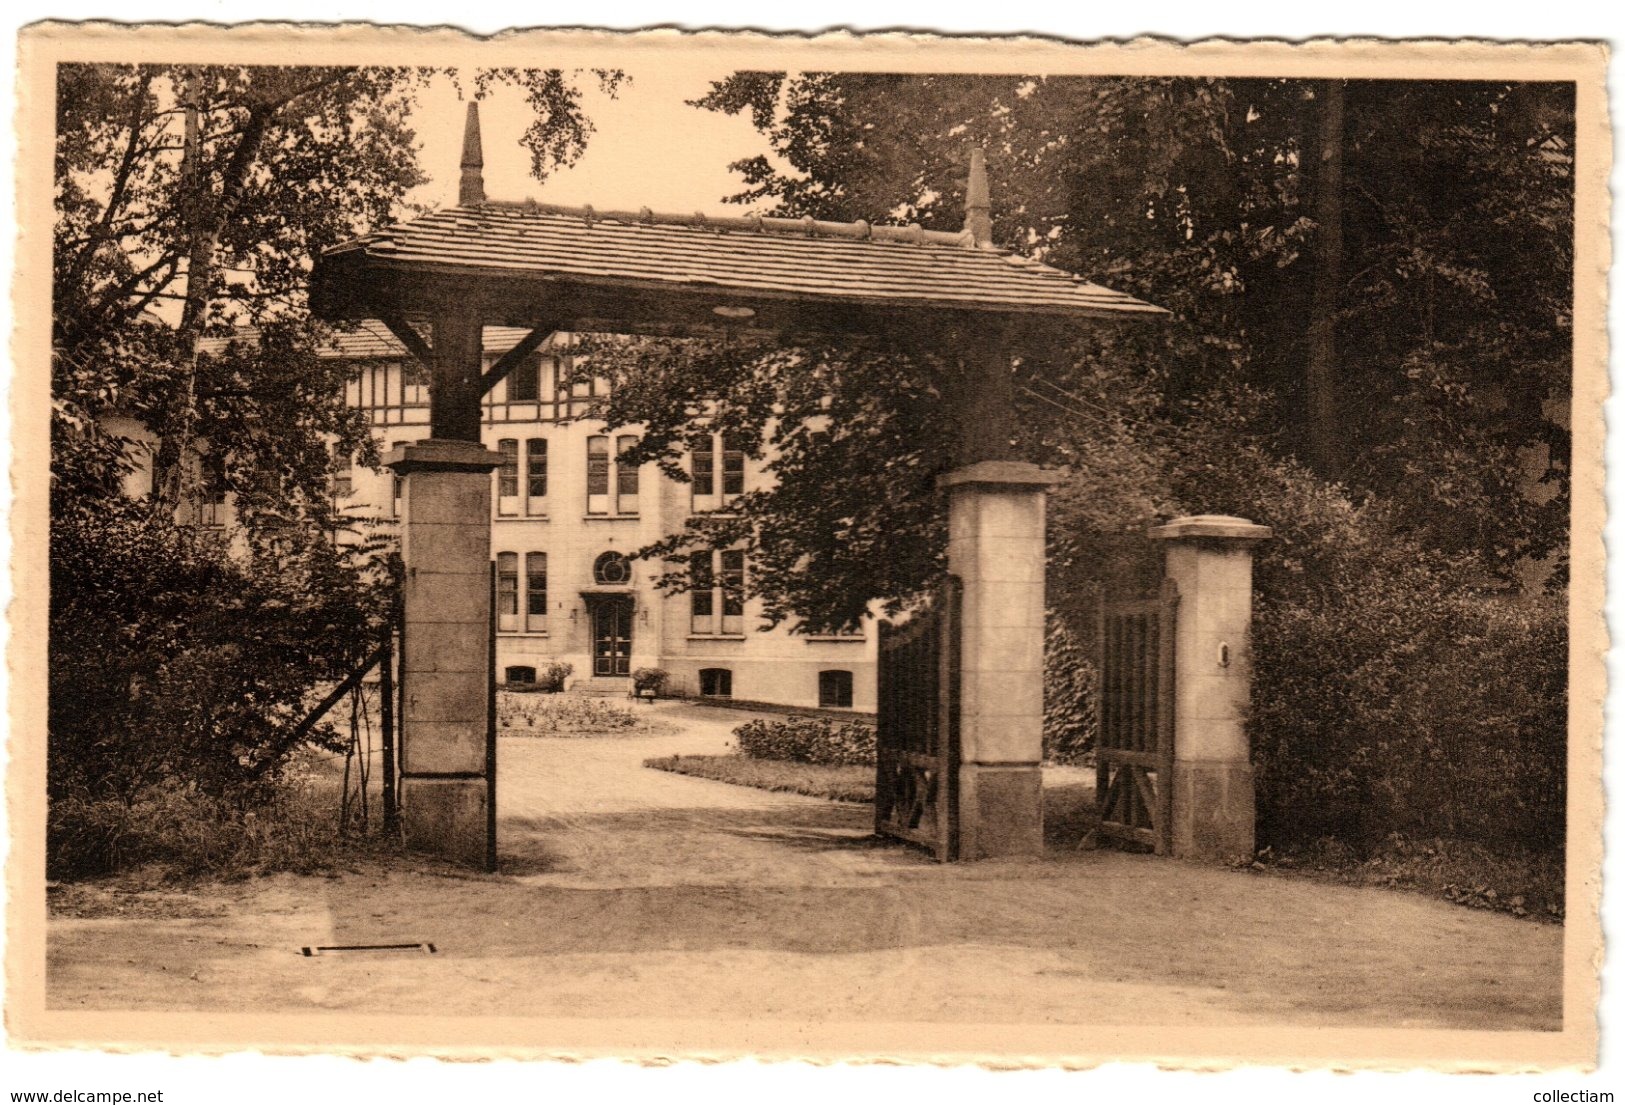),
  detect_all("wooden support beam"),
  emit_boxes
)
[907,317,1016,466]
[378,312,434,366]
[480,324,557,395]
[960,337,1016,464]
[429,314,486,442]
